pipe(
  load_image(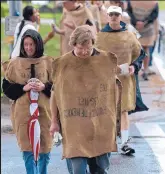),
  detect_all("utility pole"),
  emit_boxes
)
[8,1,22,53]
